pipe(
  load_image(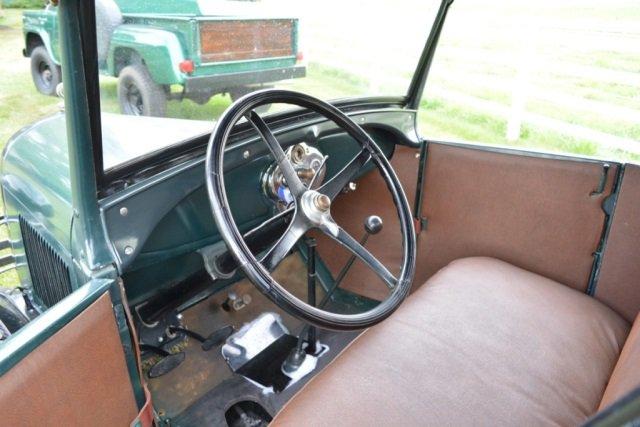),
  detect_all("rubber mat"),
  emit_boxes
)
[236,334,299,392]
